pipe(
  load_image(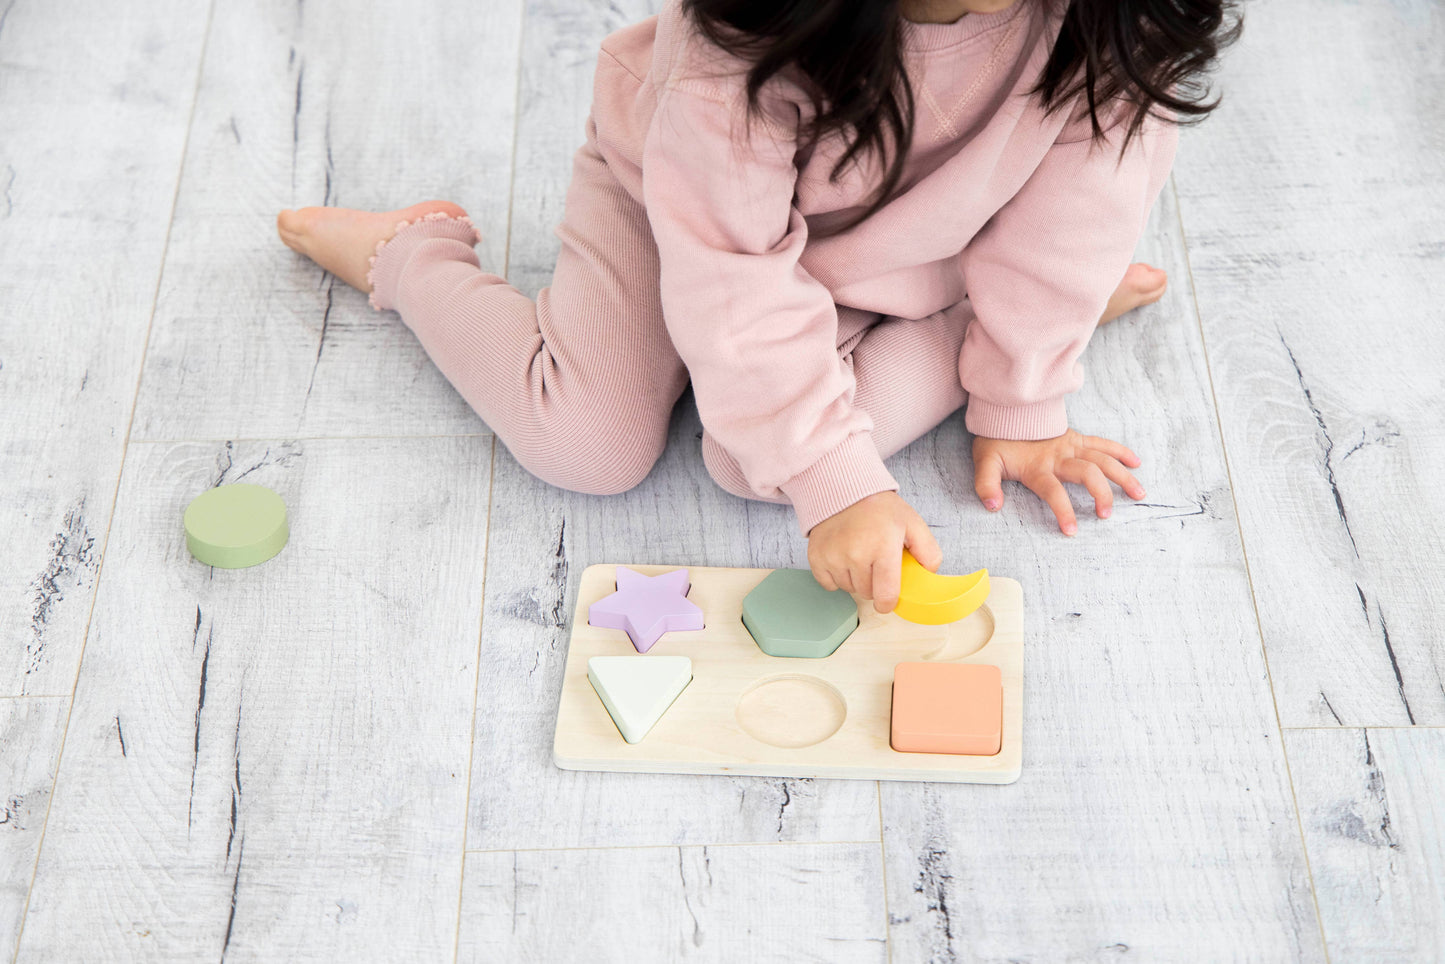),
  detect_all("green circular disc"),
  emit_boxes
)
[183,484,289,569]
